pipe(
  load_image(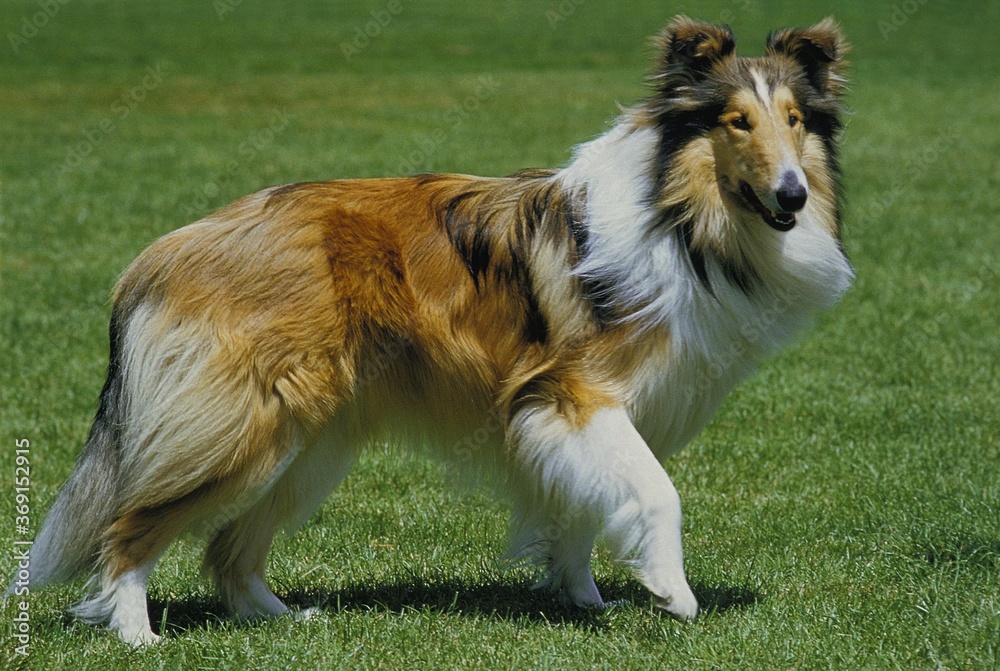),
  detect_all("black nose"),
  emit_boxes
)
[776,172,808,212]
